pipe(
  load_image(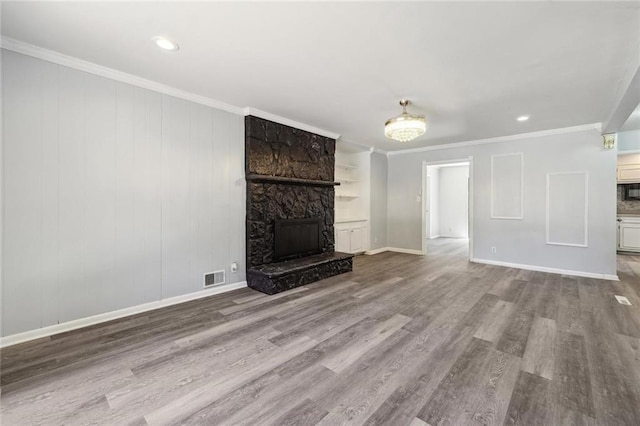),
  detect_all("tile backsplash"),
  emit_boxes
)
[618,185,640,212]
